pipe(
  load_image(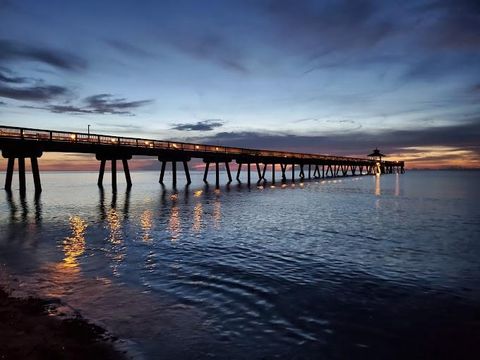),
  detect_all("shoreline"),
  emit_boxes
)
[0,286,127,360]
